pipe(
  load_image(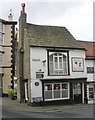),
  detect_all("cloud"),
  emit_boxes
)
[0,0,94,41]
[0,0,94,2]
